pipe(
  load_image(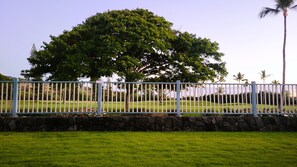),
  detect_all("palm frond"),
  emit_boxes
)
[259,7,280,18]
[291,4,297,9]
[276,0,296,9]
